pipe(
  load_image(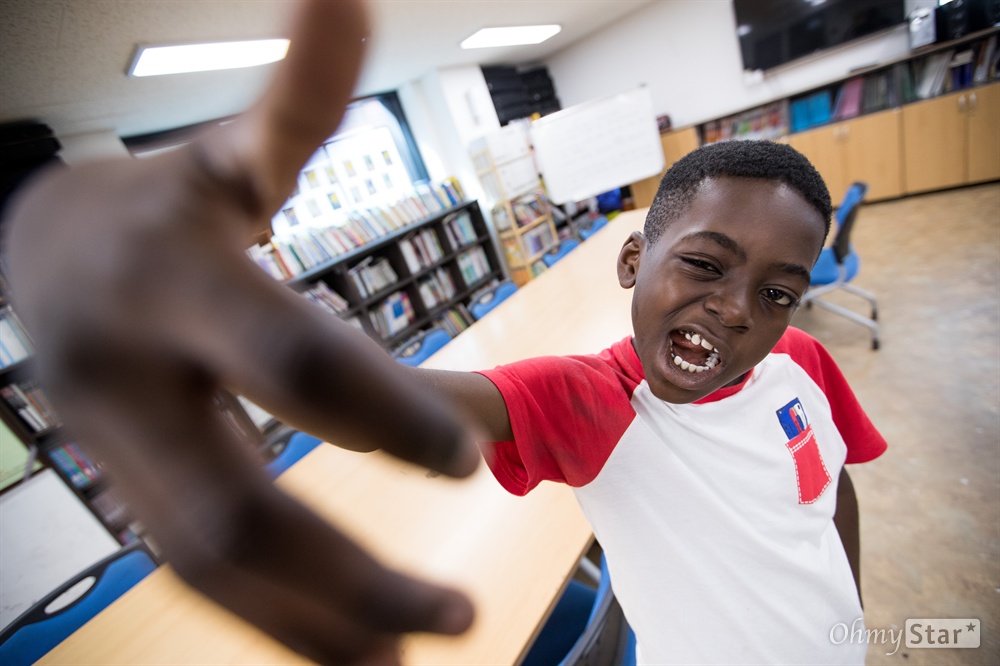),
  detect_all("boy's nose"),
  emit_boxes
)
[704,290,753,332]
